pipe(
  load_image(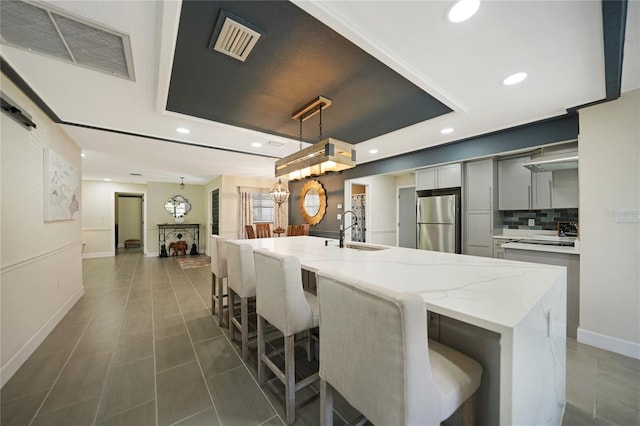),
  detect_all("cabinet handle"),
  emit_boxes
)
[528,185,531,209]
[549,180,553,208]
